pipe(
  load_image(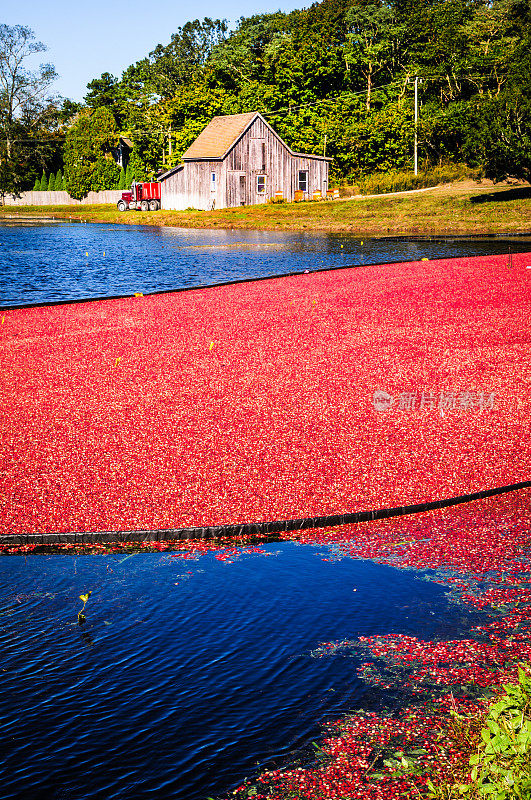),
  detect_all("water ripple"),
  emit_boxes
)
[0,544,490,799]
[1,223,529,307]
